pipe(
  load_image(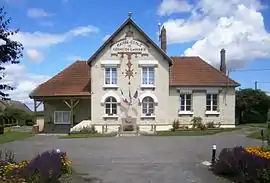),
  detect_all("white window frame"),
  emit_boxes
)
[179,93,193,115]
[206,93,219,114]
[54,111,70,124]
[141,66,155,88]
[104,67,117,87]
[104,96,118,118]
[141,96,155,118]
